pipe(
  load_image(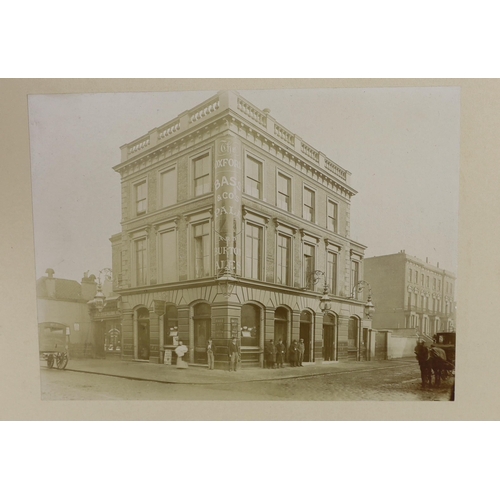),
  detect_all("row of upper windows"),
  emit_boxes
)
[406,316,452,333]
[128,220,359,294]
[407,292,451,313]
[131,150,340,233]
[408,268,454,295]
